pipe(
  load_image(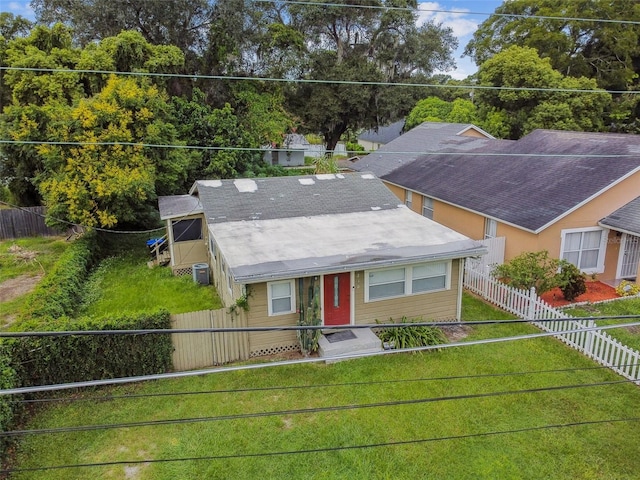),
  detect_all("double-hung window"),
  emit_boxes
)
[268,280,296,315]
[405,191,413,208]
[422,196,434,219]
[366,261,449,302]
[484,218,497,239]
[560,228,606,273]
